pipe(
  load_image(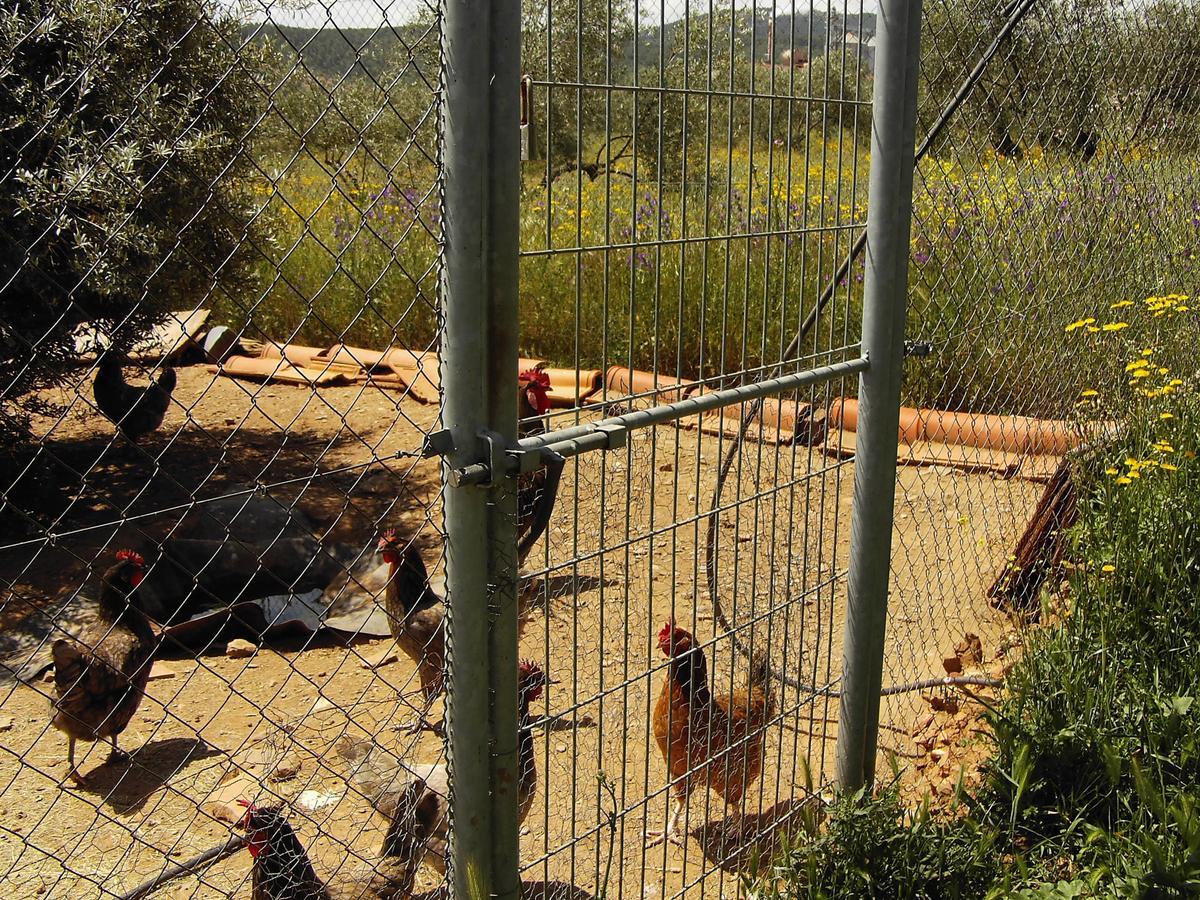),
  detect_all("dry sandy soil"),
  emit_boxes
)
[0,365,1043,899]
